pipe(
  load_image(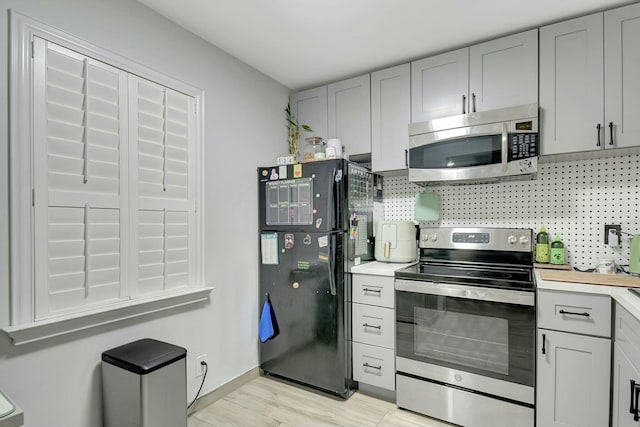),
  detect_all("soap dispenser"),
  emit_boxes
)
[535,225,550,264]
[550,234,565,265]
